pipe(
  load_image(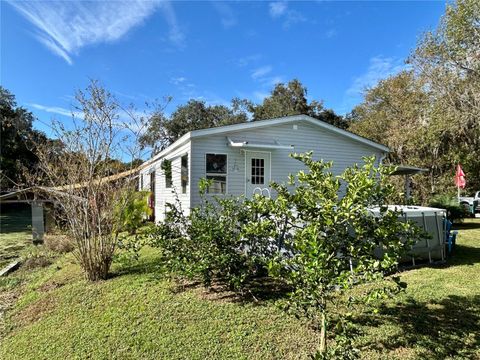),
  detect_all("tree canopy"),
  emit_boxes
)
[139,99,249,154]
[0,87,48,190]
[247,79,349,129]
[141,80,347,155]
[350,0,480,202]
